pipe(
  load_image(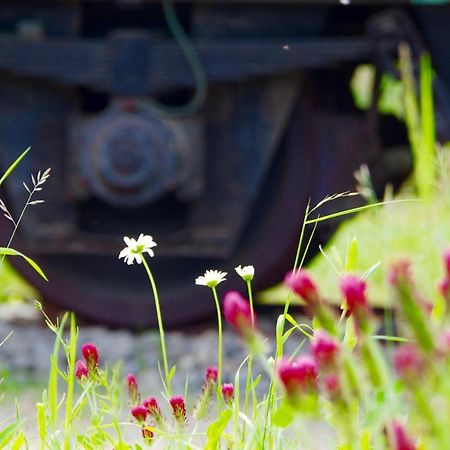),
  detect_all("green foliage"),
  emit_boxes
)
[399,45,436,201]
[0,148,30,187]
[0,248,47,281]
[205,410,232,449]
[0,260,38,303]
